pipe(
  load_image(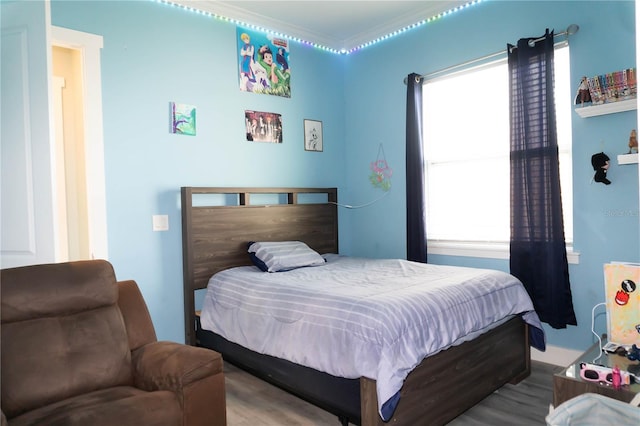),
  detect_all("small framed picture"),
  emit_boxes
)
[304,119,323,152]
[245,110,282,143]
[170,102,196,136]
